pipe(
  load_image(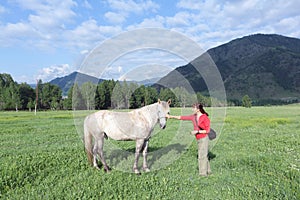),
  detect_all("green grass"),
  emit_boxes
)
[0,105,299,199]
